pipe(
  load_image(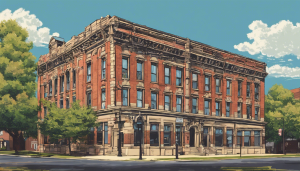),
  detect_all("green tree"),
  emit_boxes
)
[265,84,300,144]
[38,100,98,155]
[0,19,38,154]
